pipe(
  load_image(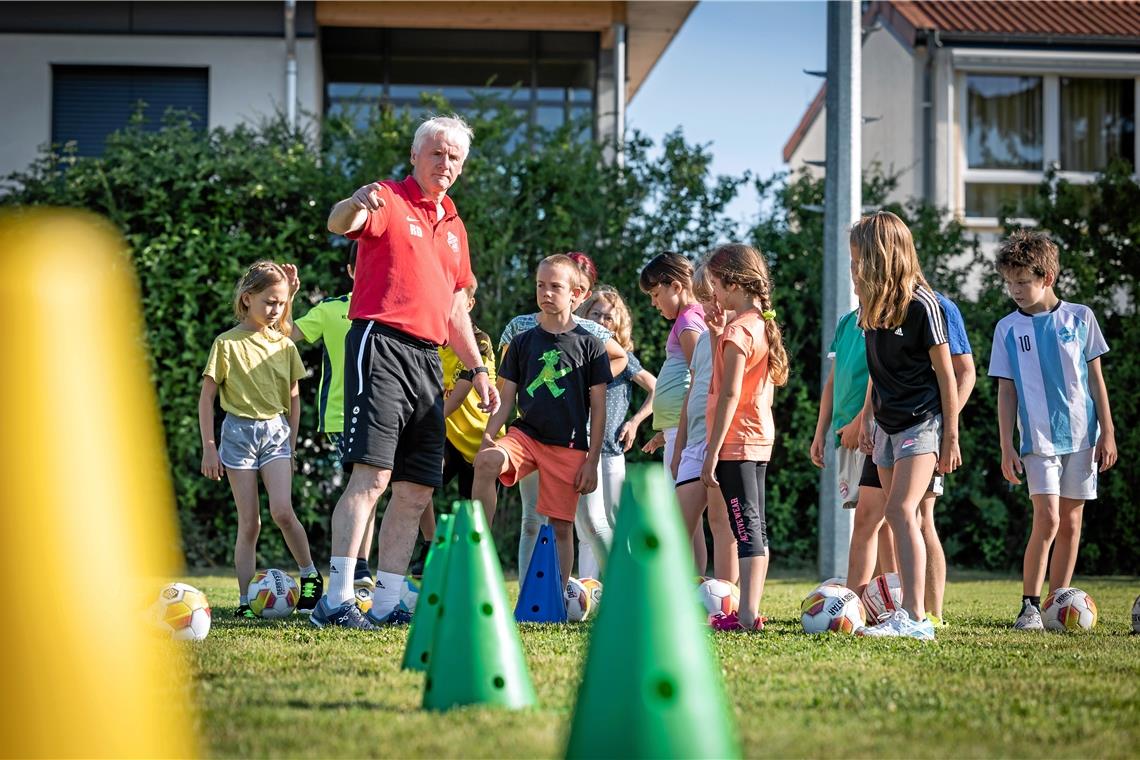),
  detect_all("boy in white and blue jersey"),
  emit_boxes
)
[988,230,1117,631]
